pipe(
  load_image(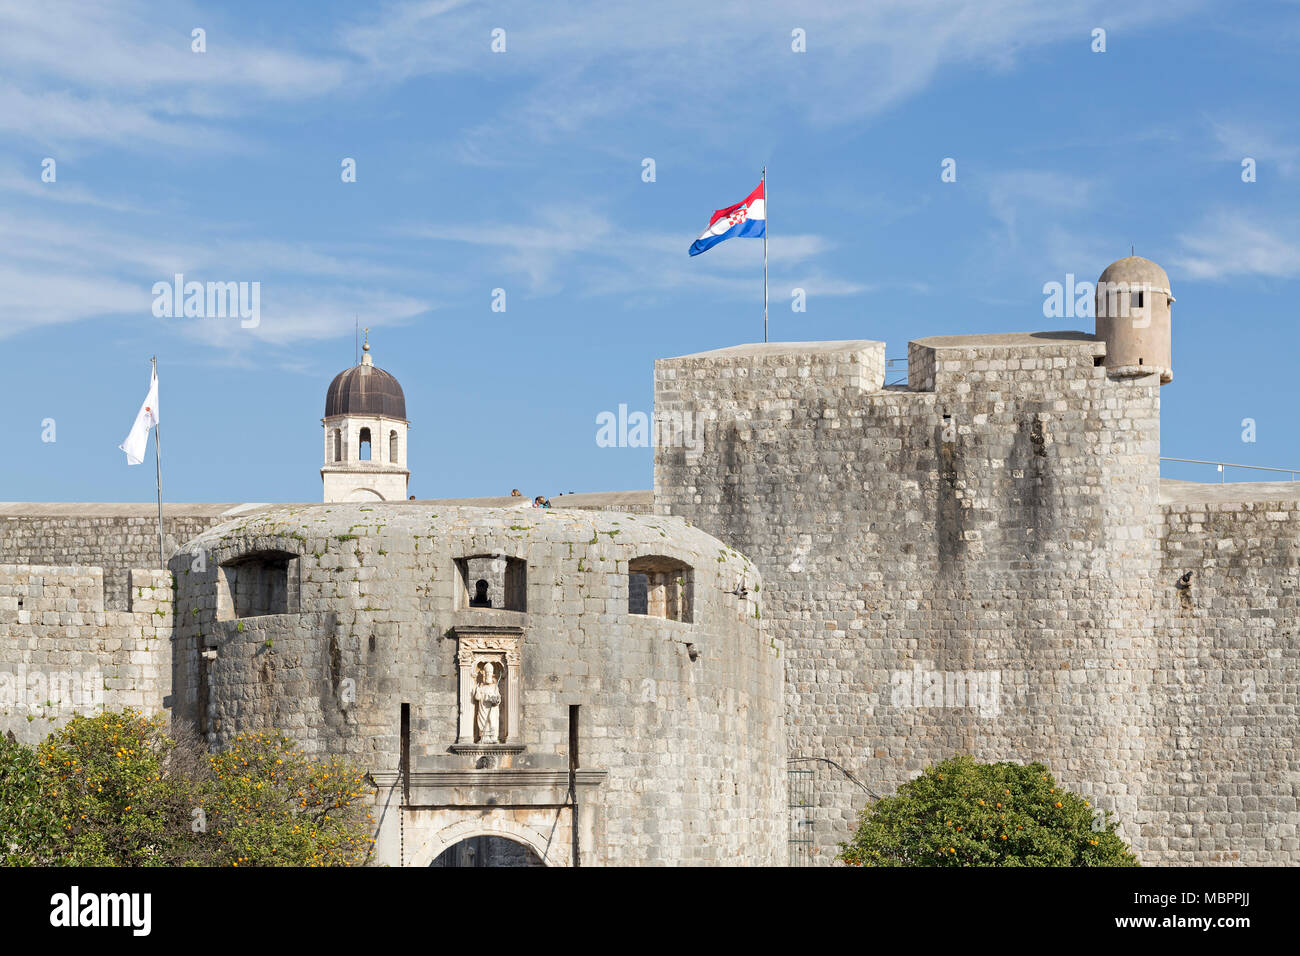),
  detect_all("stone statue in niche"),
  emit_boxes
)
[452,629,521,752]
[473,661,502,743]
